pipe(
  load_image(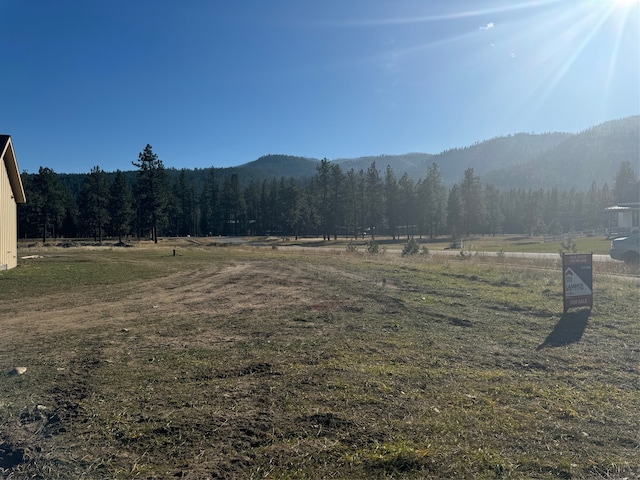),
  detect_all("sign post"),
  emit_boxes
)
[562,253,593,313]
